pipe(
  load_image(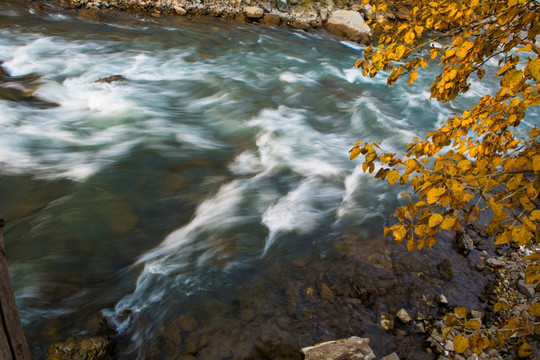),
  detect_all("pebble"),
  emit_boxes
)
[396,308,412,323]
[517,280,535,298]
[435,294,448,305]
[486,258,505,268]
